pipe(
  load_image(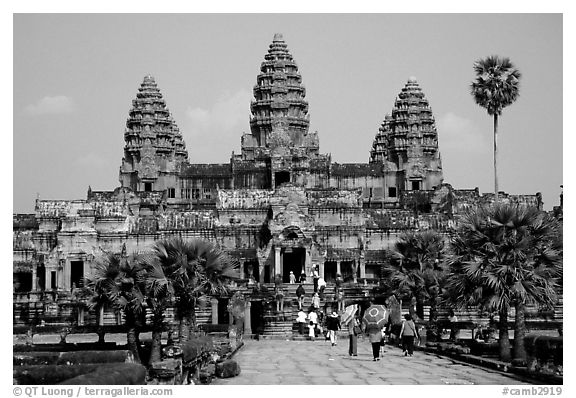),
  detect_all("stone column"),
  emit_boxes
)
[78,307,85,326]
[305,248,312,280]
[319,261,325,280]
[63,260,70,291]
[32,266,37,291]
[244,301,252,335]
[240,261,246,279]
[274,247,281,278]
[46,268,51,290]
[359,256,366,279]
[211,298,219,325]
[229,310,234,325]
[336,260,342,276]
[99,306,104,326]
